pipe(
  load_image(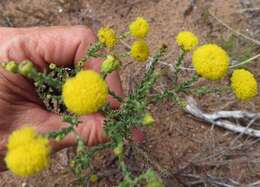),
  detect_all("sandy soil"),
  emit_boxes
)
[0,0,259,186]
